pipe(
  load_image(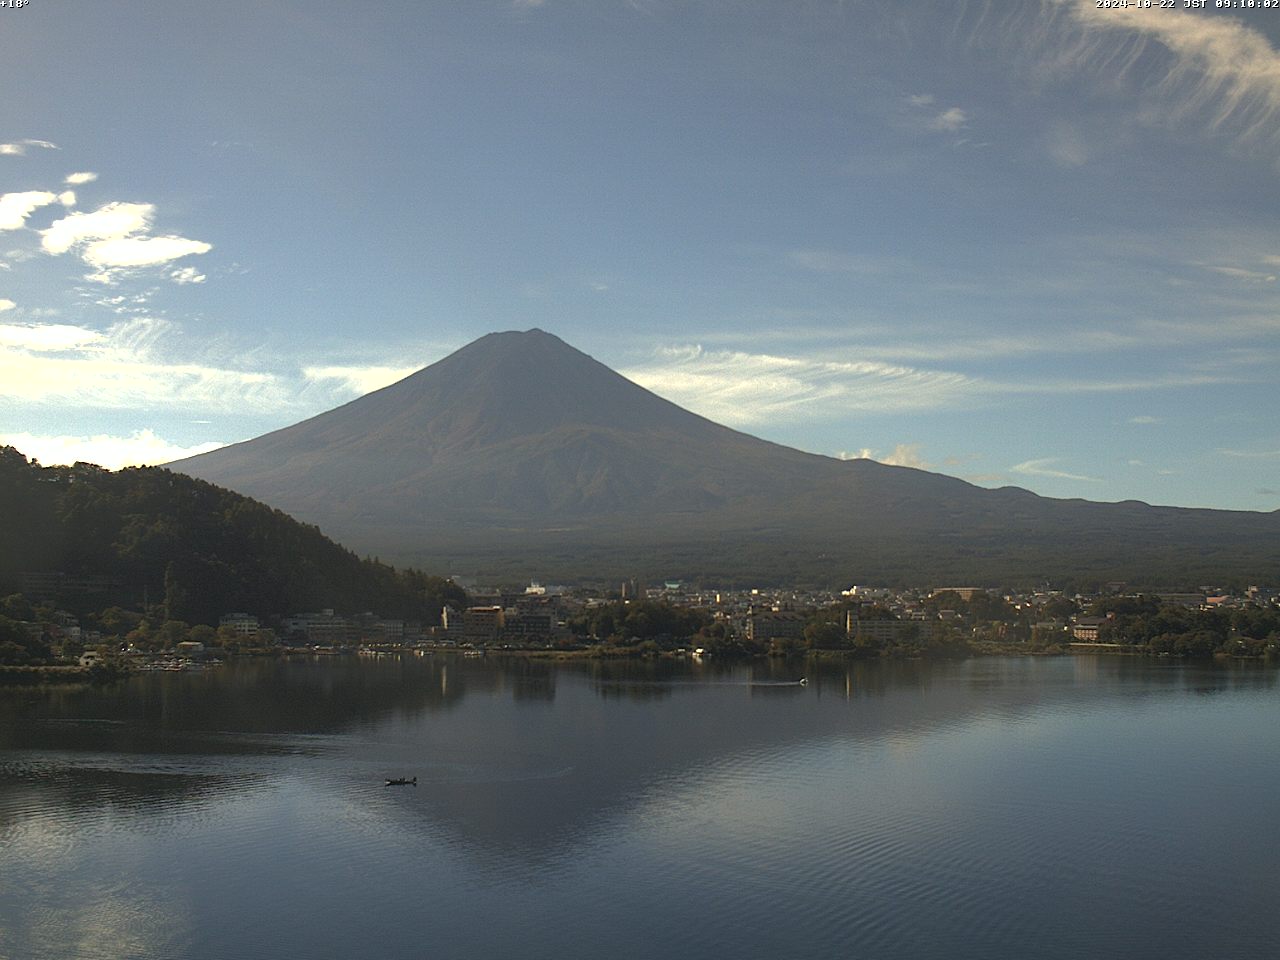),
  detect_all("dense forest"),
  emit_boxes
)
[0,447,466,627]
